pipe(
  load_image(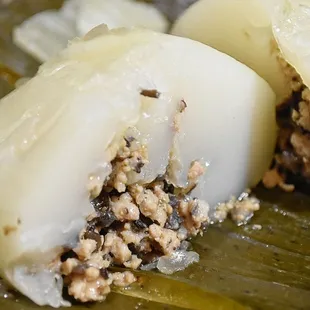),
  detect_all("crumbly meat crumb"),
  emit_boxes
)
[61,258,79,276]
[179,198,209,235]
[149,224,180,255]
[120,225,145,245]
[187,161,205,185]
[292,89,310,131]
[290,131,310,160]
[62,249,137,303]
[111,193,140,221]
[68,273,112,302]
[74,239,97,261]
[123,255,142,269]
[132,185,172,227]
[107,138,148,193]
[214,192,260,225]
[262,168,295,192]
[112,271,136,287]
[104,232,131,264]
